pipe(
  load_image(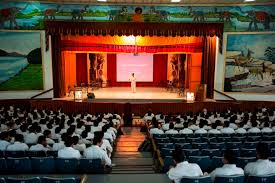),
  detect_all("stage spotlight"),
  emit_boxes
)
[186,92,195,102]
